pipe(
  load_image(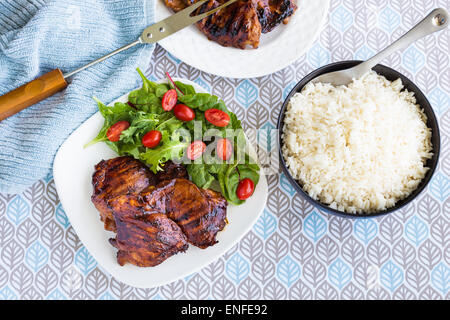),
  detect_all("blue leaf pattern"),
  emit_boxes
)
[354,45,374,60]
[235,80,258,108]
[405,216,428,246]
[380,261,404,292]
[428,87,449,115]
[354,219,378,244]
[47,288,67,300]
[307,43,330,69]
[283,82,296,100]
[75,246,97,275]
[402,45,425,74]
[193,77,210,93]
[331,6,353,32]
[25,241,49,272]
[253,209,277,240]
[431,263,449,295]
[328,258,352,290]
[429,172,450,202]
[277,256,301,287]
[99,292,116,300]
[55,204,70,229]
[6,195,29,225]
[304,211,327,242]
[0,286,17,300]
[226,253,249,284]
[280,173,296,197]
[379,6,400,34]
